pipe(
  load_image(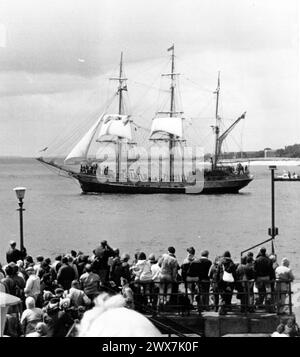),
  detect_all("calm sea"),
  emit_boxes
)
[0,158,299,279]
